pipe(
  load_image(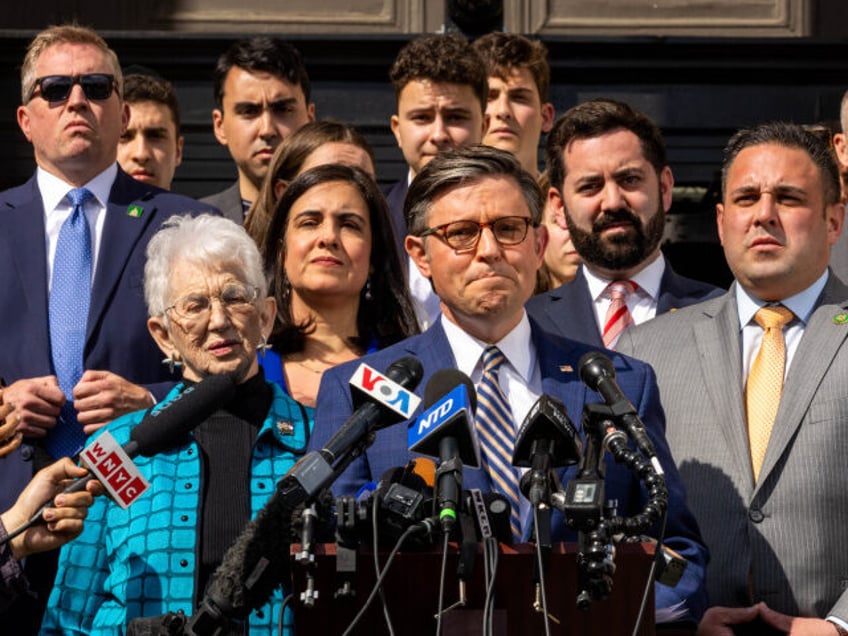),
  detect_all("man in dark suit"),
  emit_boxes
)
[619,123,848,634]
[384,34,488,327]
[0,24,217,633]
[312,145,708,622]
[201,37,315,223]
[526,99,721,348]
